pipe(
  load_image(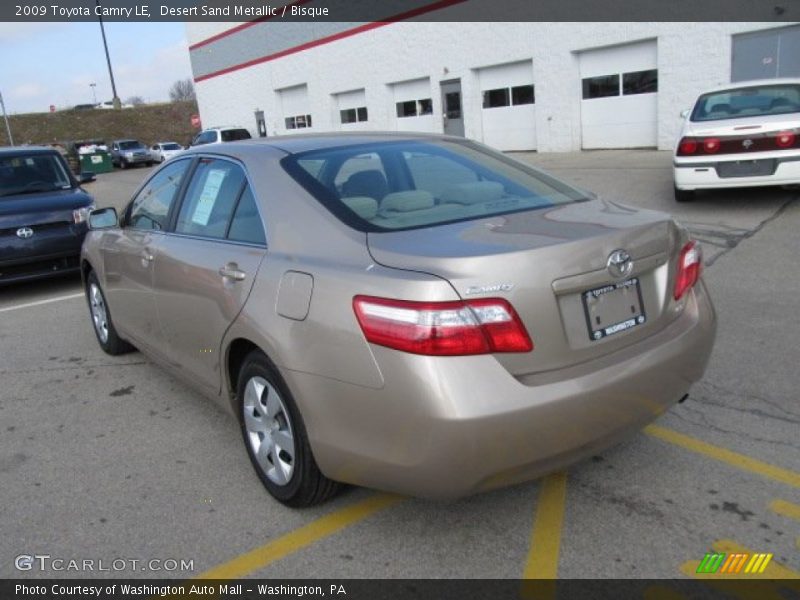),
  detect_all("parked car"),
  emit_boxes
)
[110,139,152,169]
[0,146,95,284]
[674,78,800,201]
[190,126,252,146]
[149,142,184,163]
[96,100,134,109]
[81,133,716,506]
